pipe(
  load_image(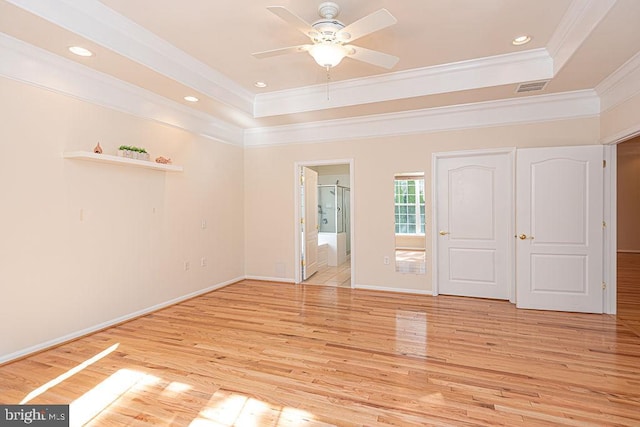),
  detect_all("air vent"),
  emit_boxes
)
[516,80,549,93]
